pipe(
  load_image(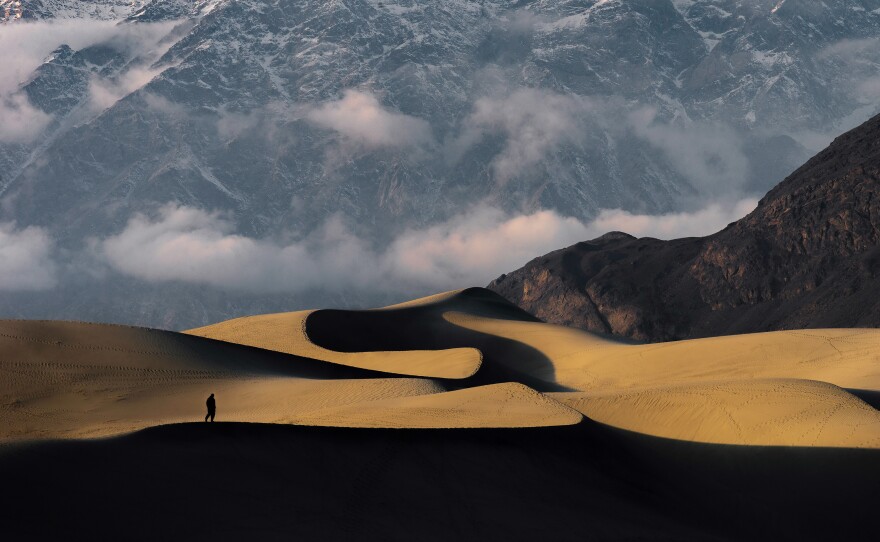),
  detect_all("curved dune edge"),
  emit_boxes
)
[445,313,880,392]
[376,288,473,310]
[552,379,880,448]
[0,319,454,442]
[374,288,538,320]
[290,382,584,429]
[185,310,482,379]
[7,289,880,446]
[2,371,445,441]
